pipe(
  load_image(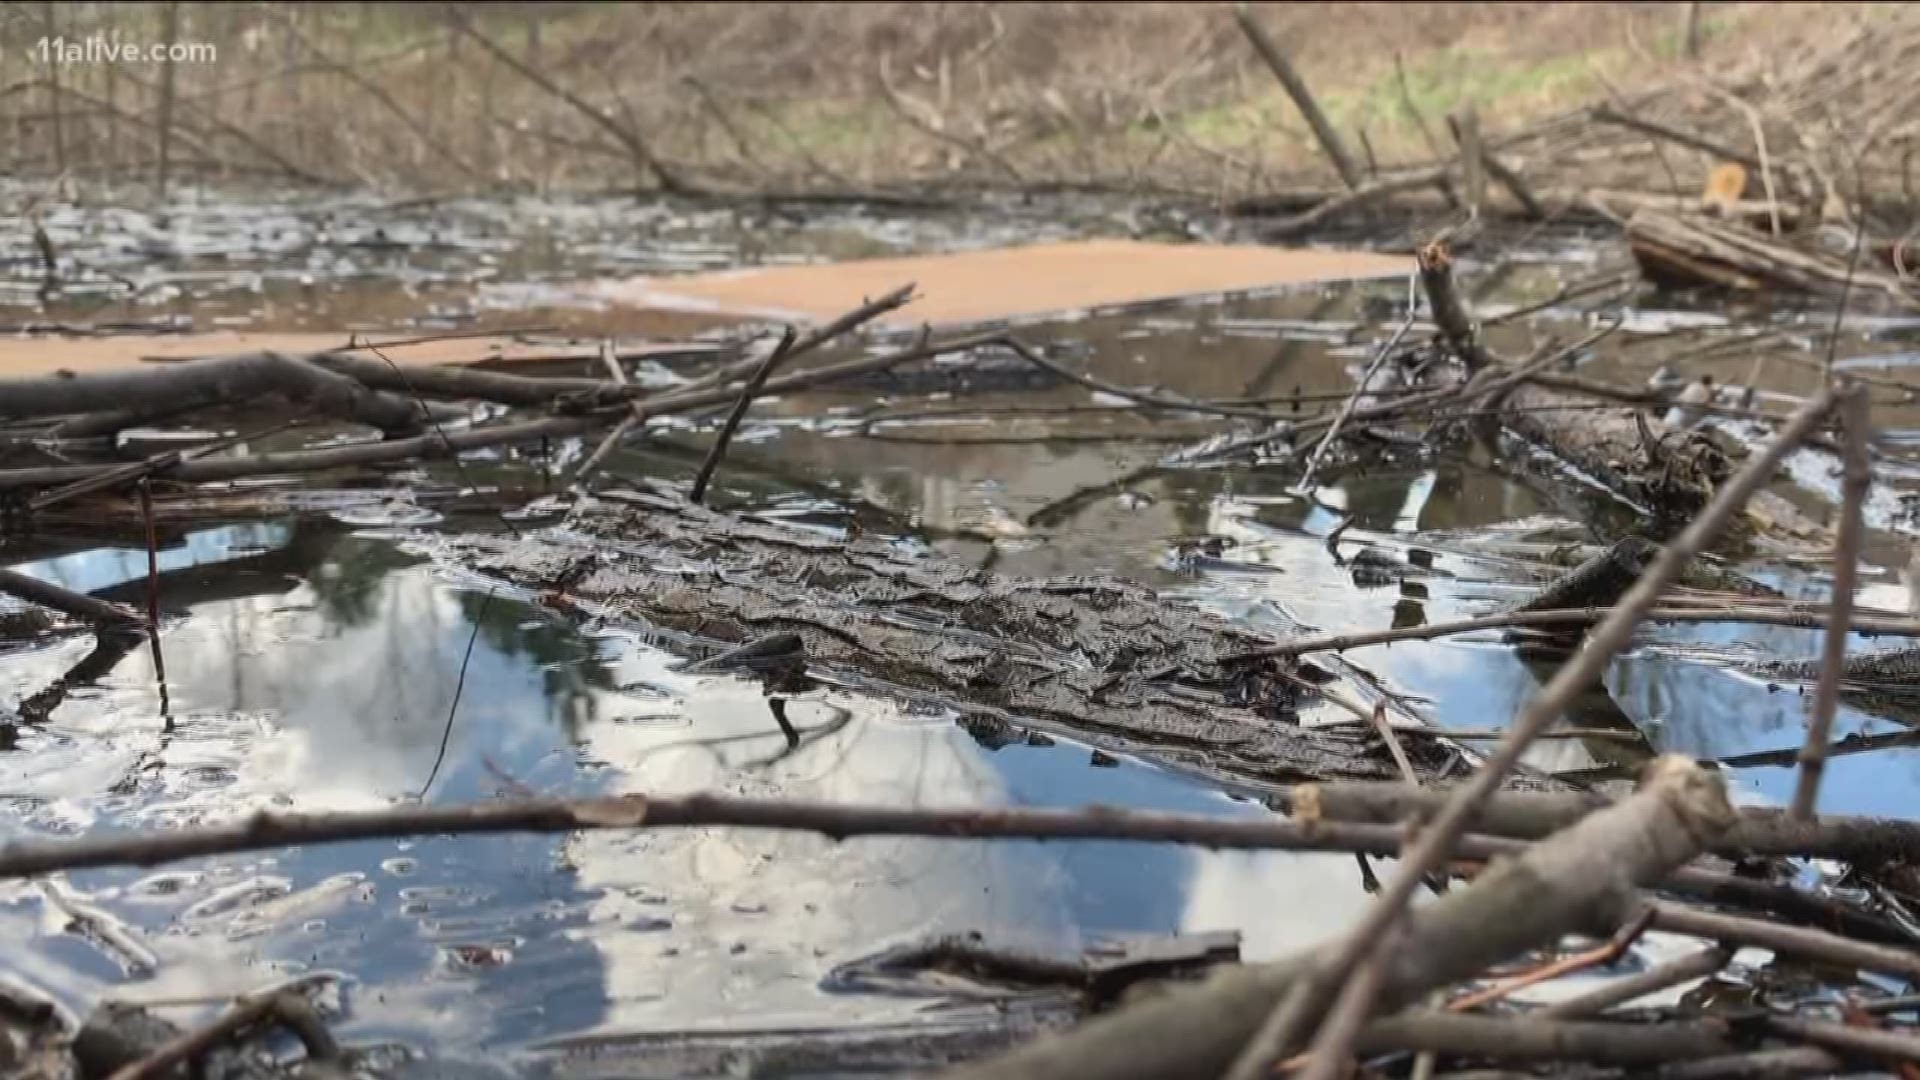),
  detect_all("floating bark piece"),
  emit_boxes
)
[0,352,428,435]
[1627,210,1920,307]
[443,492,1520,787]
[1504,537,1659,614]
